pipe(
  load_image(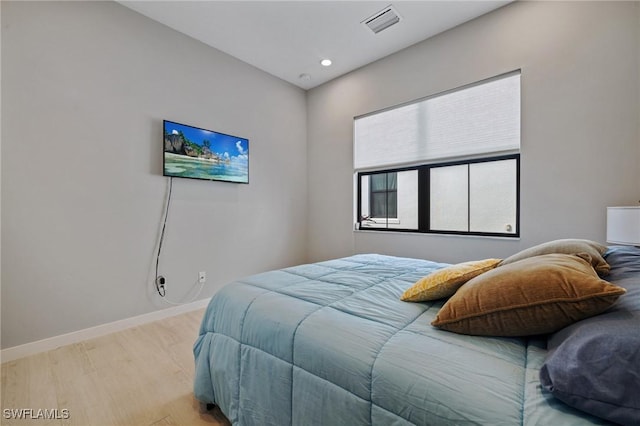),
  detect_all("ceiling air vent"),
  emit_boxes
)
[362,5,401,34]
